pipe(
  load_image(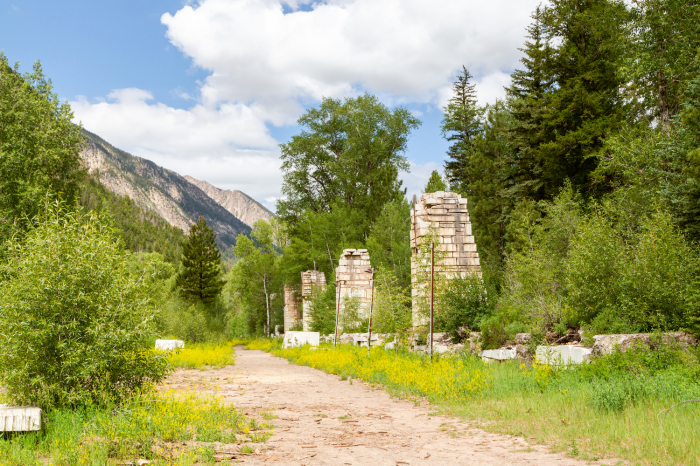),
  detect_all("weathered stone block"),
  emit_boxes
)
[282,331,320,348]
[480,348,517,362]
[592,333,697,356]
[0,406,42,432]
[155,340,184,351]
[535,345,592,365]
